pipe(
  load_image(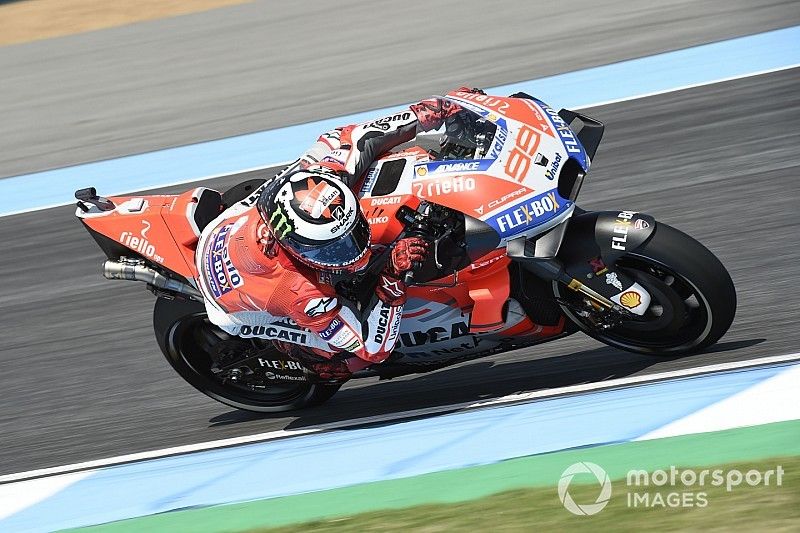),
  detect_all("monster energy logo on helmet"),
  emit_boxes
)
[269,207,293,239]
